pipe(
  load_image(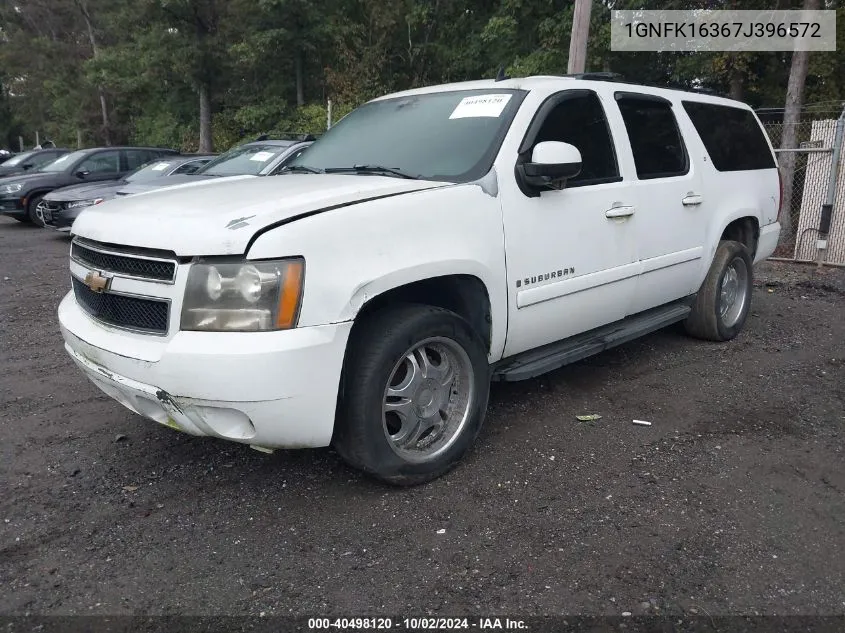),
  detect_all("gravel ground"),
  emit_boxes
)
[1,217,844,618]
